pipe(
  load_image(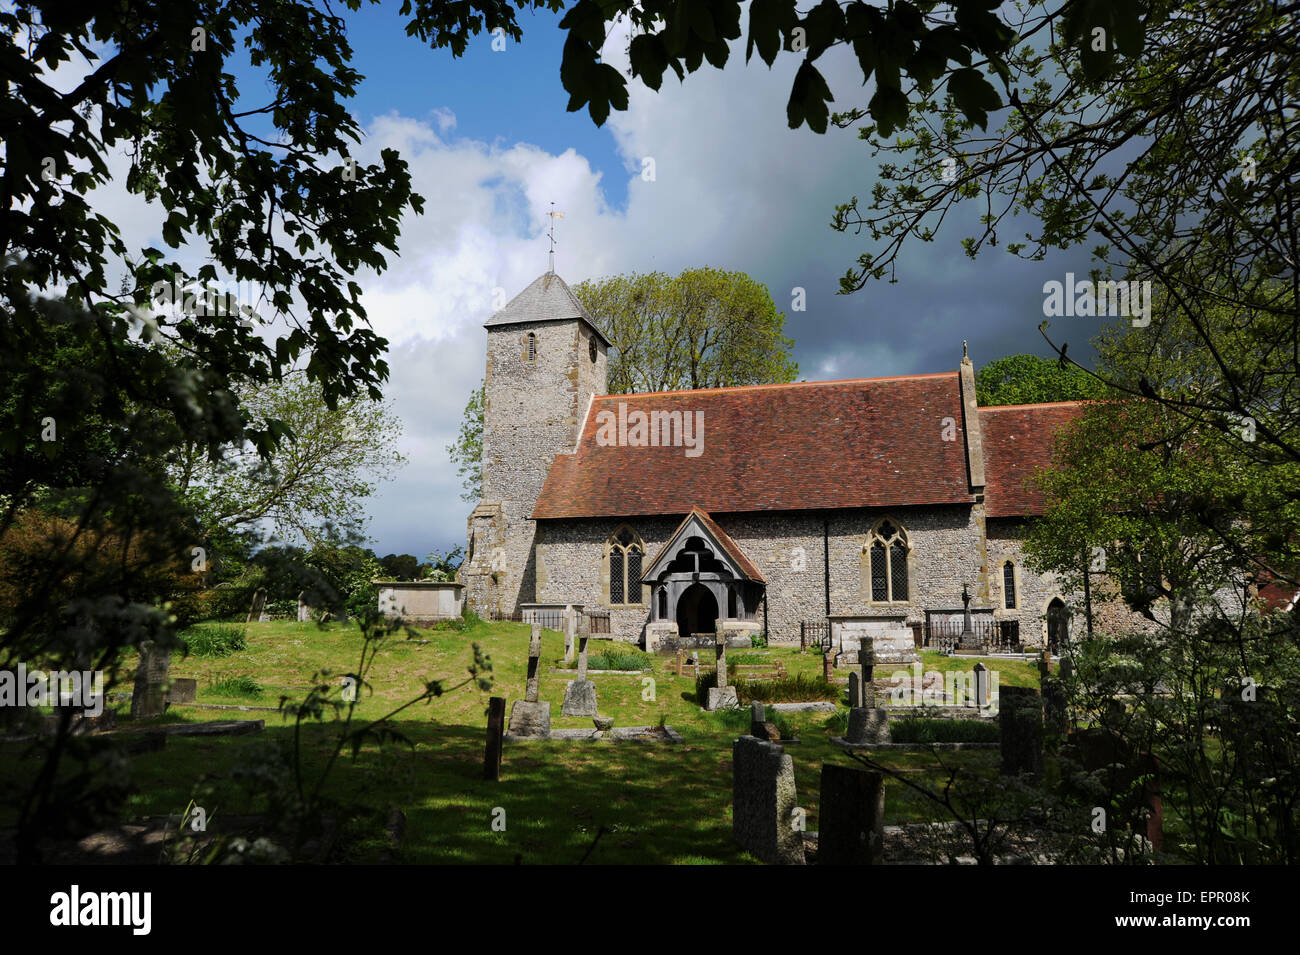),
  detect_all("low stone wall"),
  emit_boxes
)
[376,581,465,623]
